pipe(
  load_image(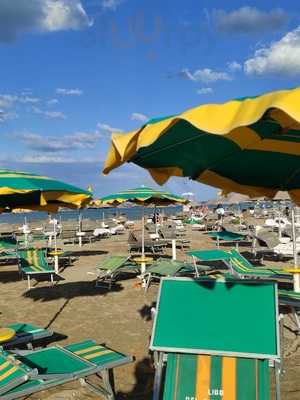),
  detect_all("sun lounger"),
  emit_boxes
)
[95,255,139,289]
[17,249,57,289]
[151,277,281,400]
[208,229,246,249]
[163,353,270,400]
[1,339,133,399]
[3,323,52,349]
[142,258,208,291]
[188,249,292,280]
